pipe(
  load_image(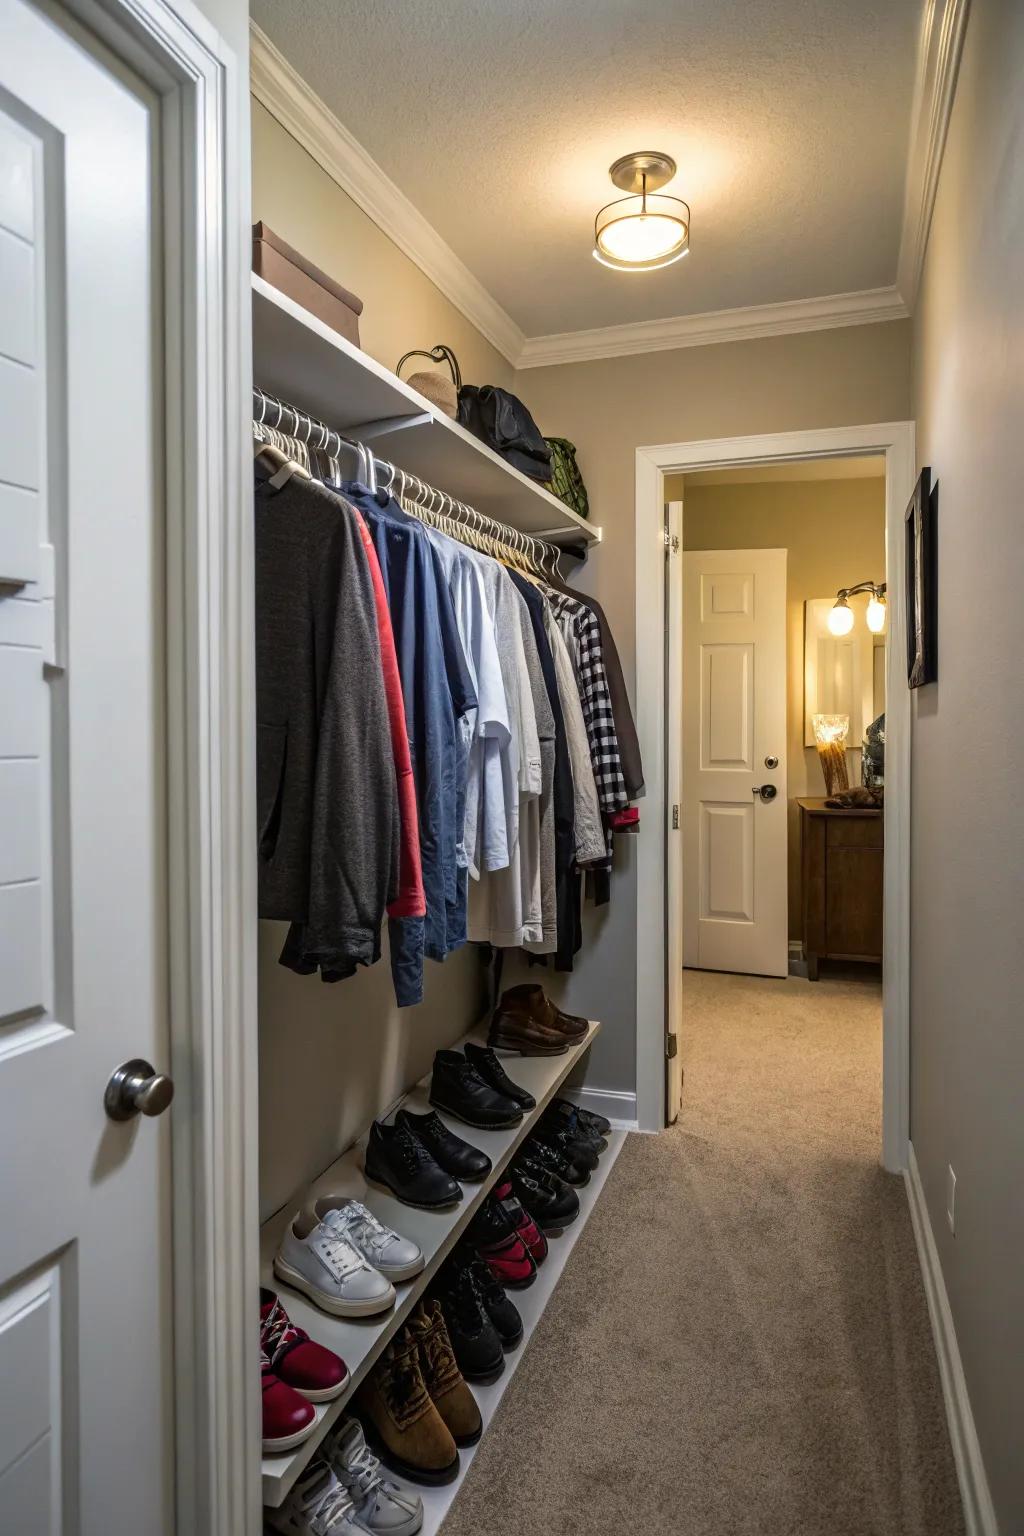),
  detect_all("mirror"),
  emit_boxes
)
[804,597,886,751]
